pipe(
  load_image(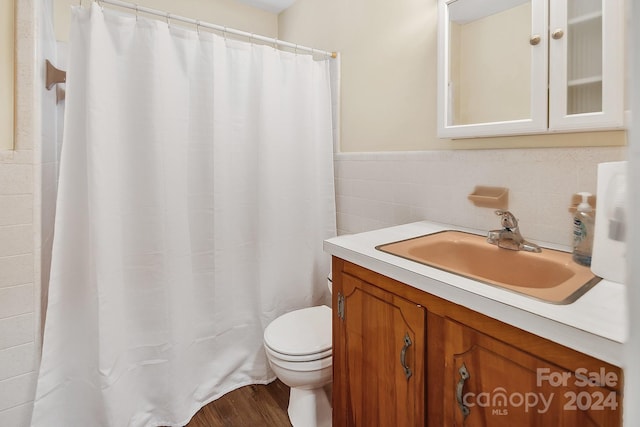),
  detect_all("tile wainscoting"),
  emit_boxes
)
[334,147,626,247]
